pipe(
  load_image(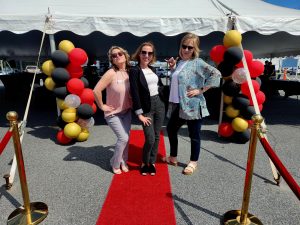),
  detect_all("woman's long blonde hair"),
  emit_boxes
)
[179,33,201,59]
[107,46,131,71]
